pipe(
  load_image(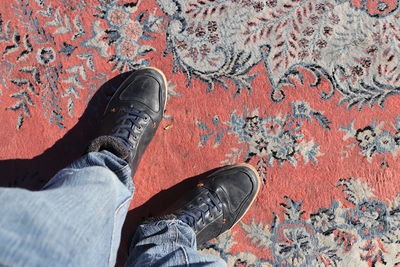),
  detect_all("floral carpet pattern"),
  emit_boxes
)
[1,0,400,266]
